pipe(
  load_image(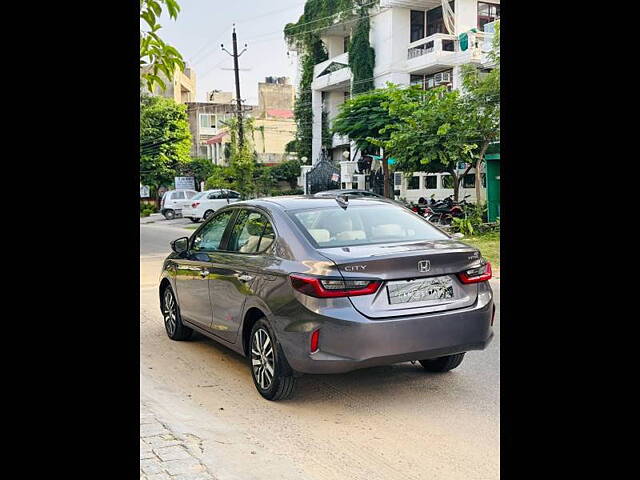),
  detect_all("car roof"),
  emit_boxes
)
[314,189,379,196]
[233,195,396,212]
